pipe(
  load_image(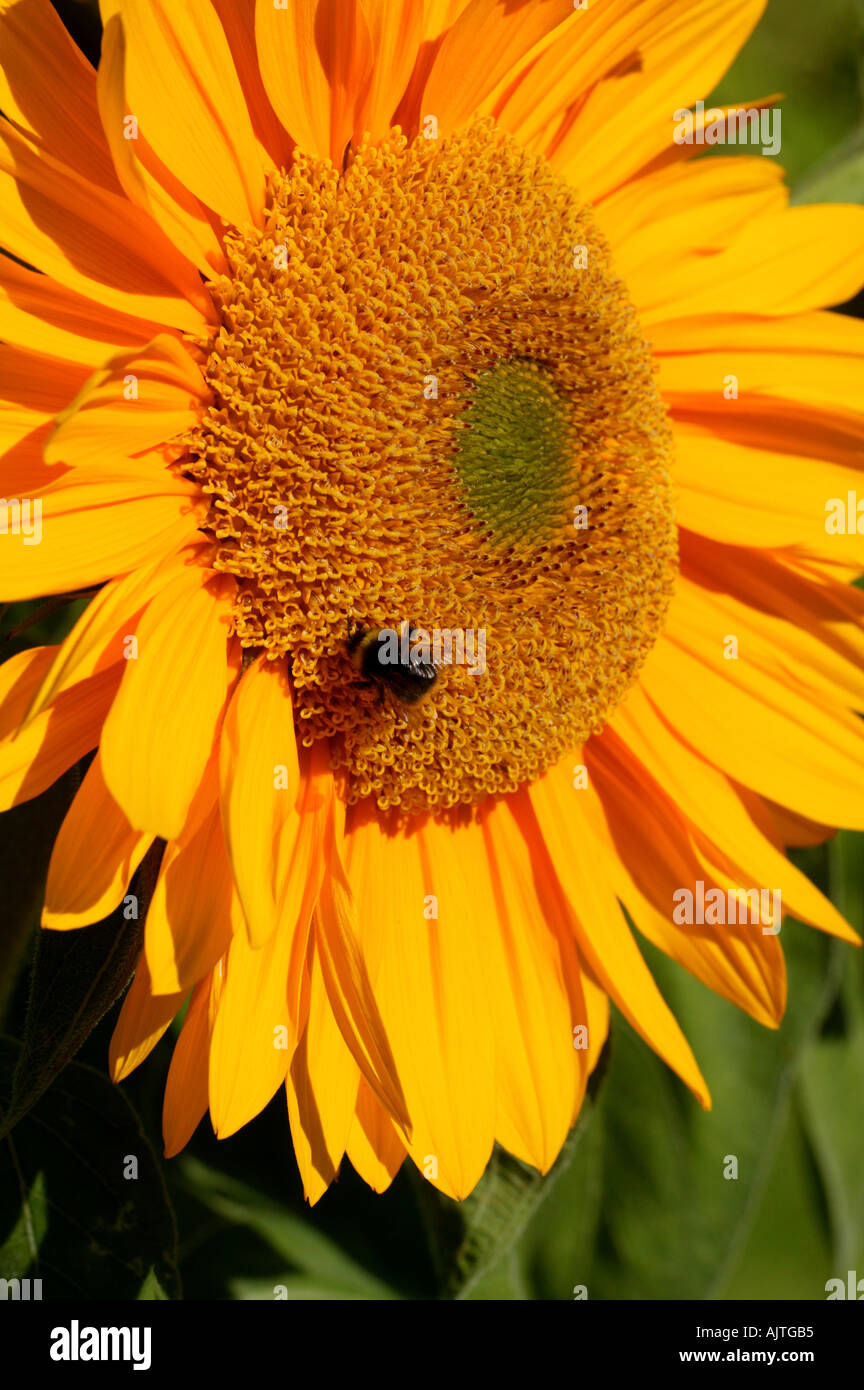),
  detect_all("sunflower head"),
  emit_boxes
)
[186,121,676,813]
[2,0,863,1225]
